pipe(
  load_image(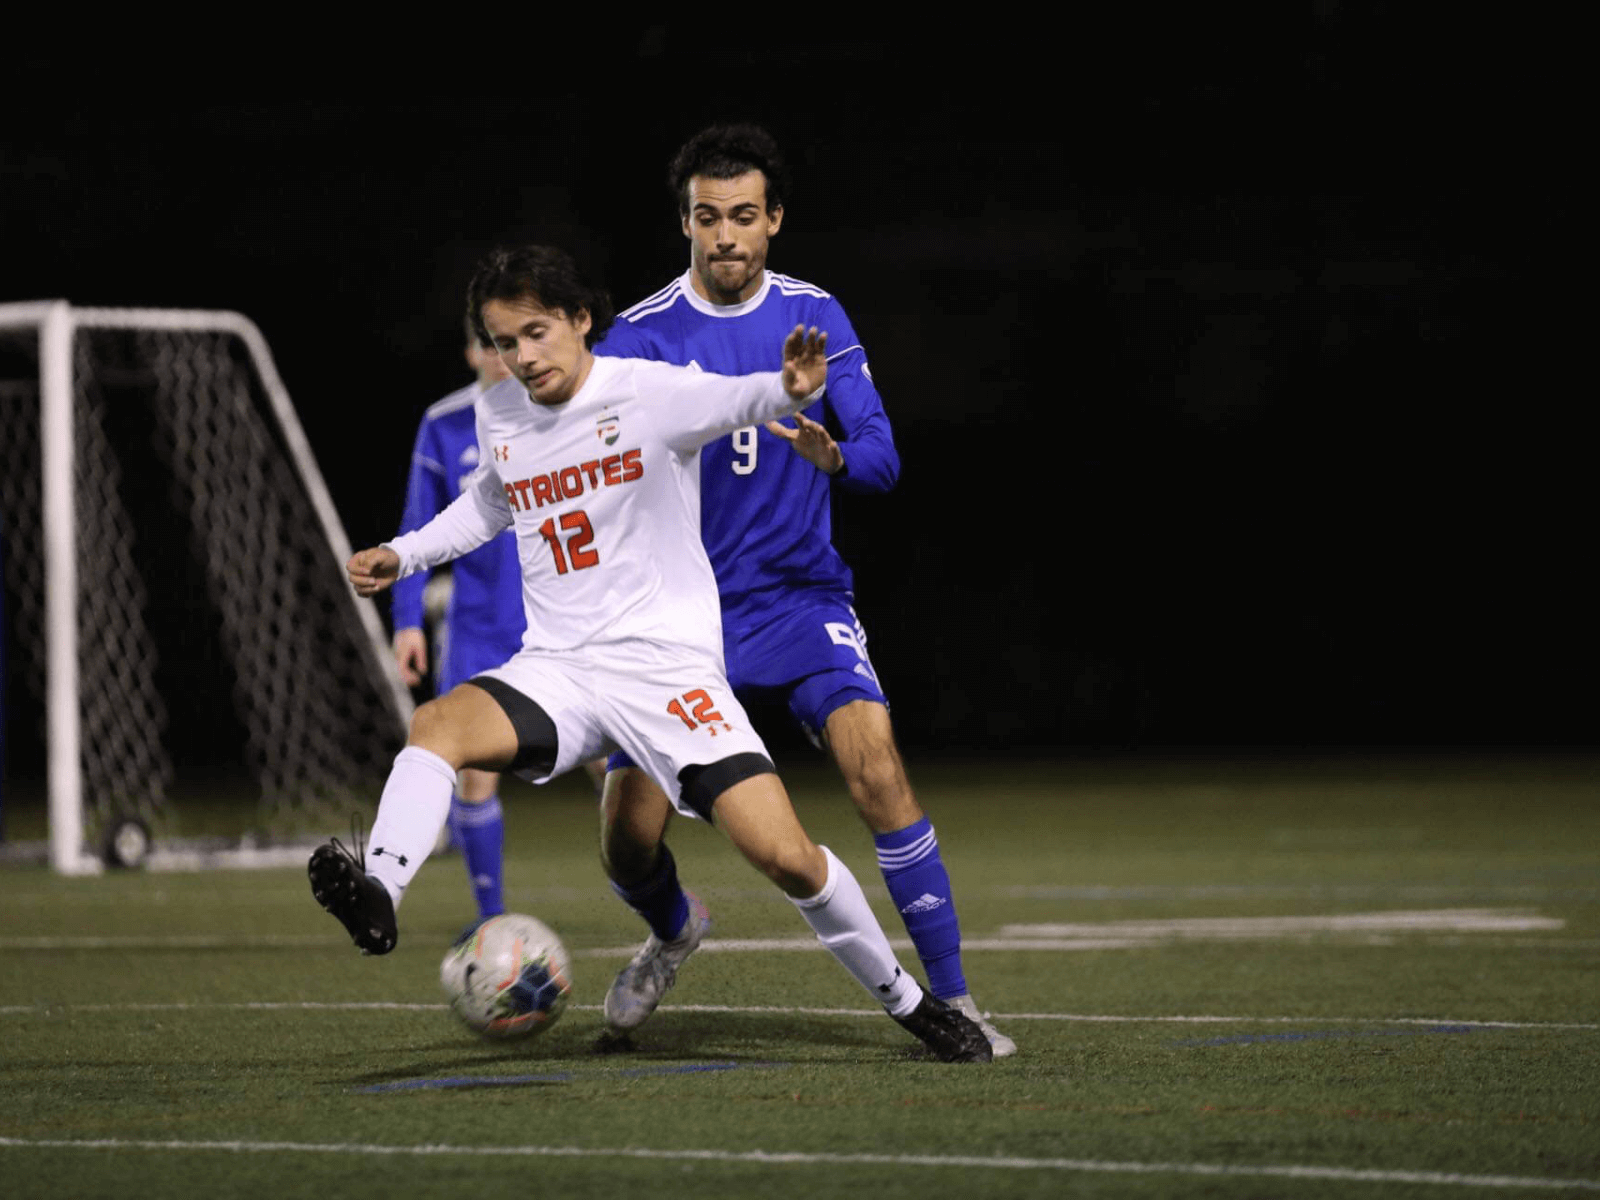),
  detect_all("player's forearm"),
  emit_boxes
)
[829,388,900,492]
[389,572,428,629]
[384,488,509,579]
[675,370,822,452]
[392,479,450,623]
[831,428,900,493]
